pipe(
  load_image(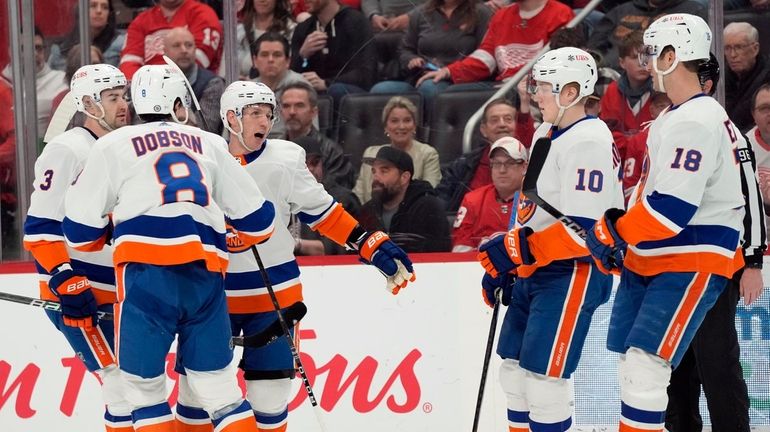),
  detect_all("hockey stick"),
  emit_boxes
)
[471,288,502,432]
[0,291,304,348]
[522,138,589,240]
[250,245,329,432]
